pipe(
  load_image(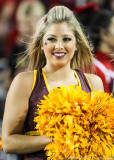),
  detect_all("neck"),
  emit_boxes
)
[98,42,114,59]
[44,64,73,80]
[99,42,110,53]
